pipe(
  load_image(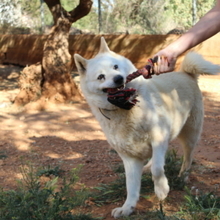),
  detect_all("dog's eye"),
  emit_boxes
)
[113,64,118,70]
[97,74,105,80]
